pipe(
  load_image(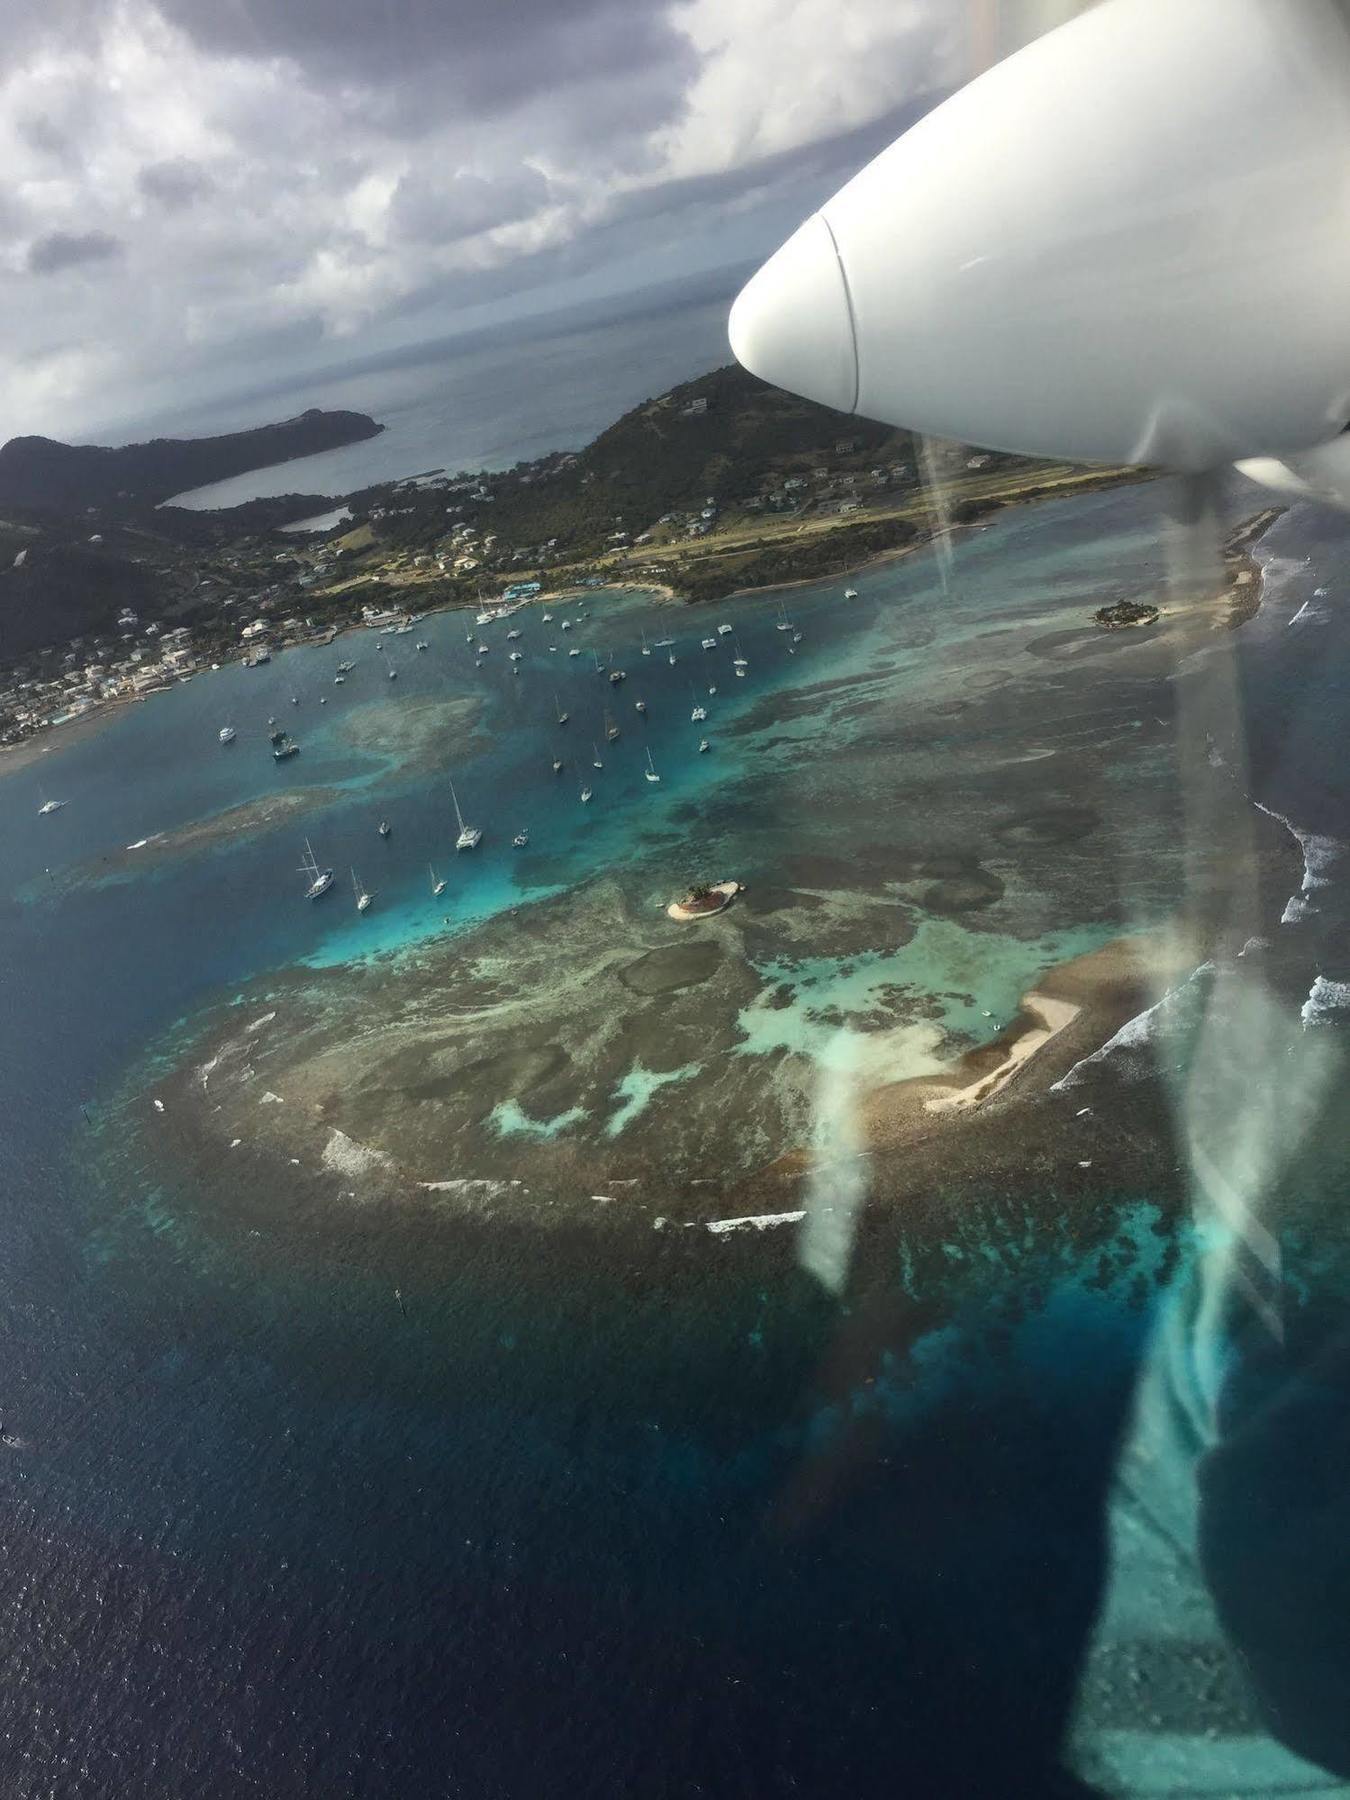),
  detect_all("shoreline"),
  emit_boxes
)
[0,692,149,778]
[0,474,1280,774]
[858,928,1206,1158]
